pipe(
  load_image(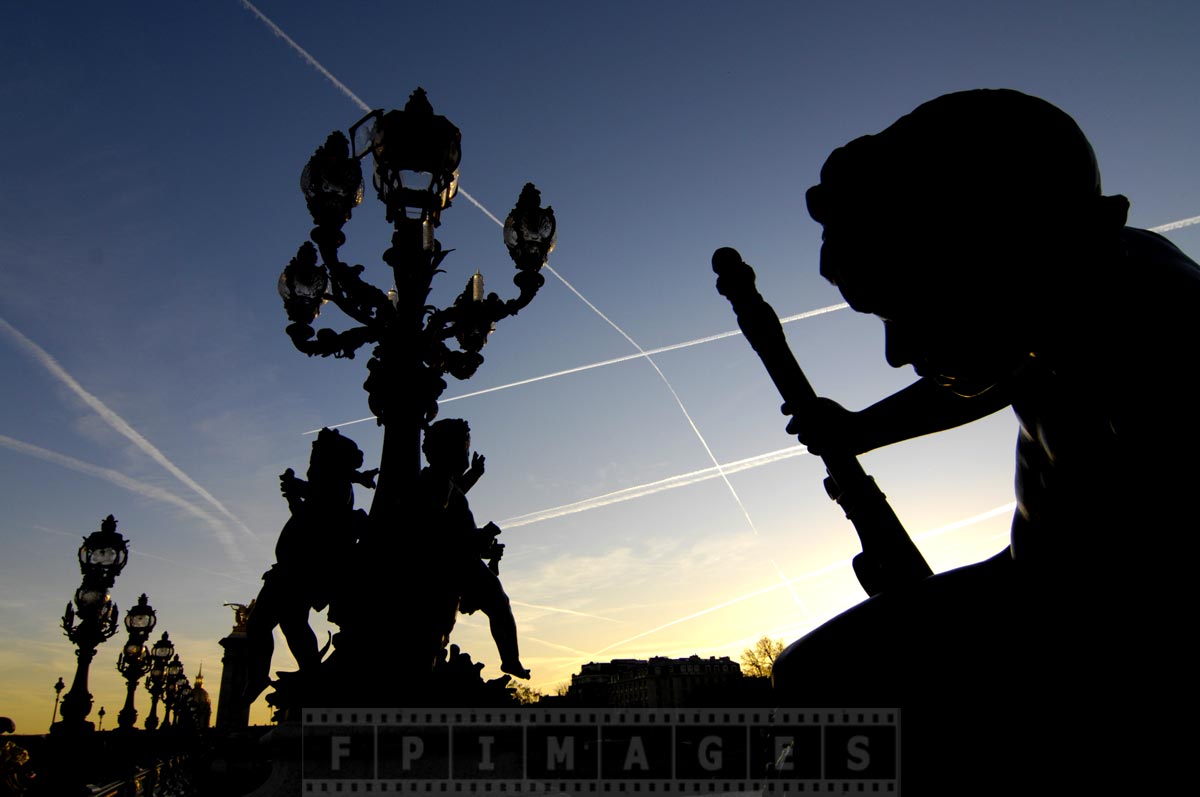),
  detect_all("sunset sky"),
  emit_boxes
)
[2,1,1197,732]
